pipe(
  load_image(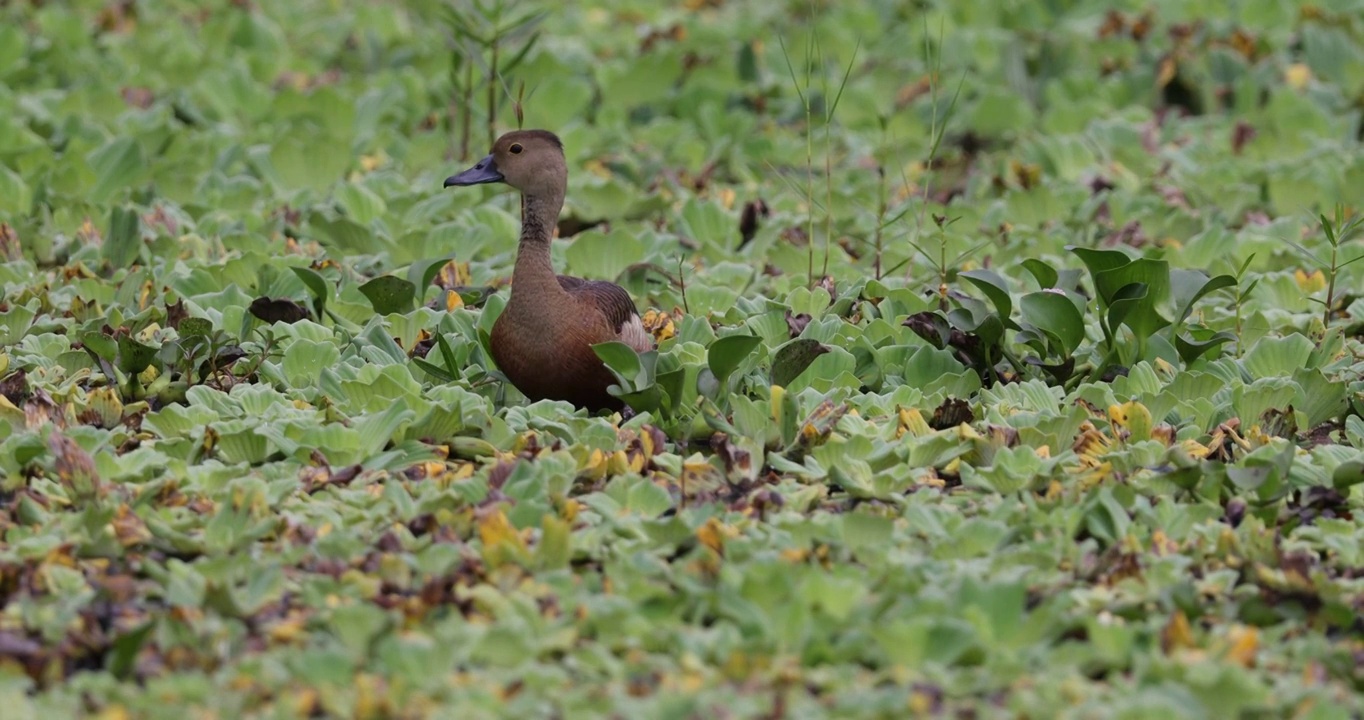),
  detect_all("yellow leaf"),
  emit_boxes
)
[579,448,609,481]
[1225,624,1258,667]
[642,309,675,342]
[607,449,631,476]
[360,152,387,172]
[1109,400,1153,442]
[718,187,736,210]
[478,510,526,553]
[584,159,612,179]
[696,517,730,554]
[291,688,319,717]
[1285,63,1312,90]
[268,612,309,643]
[535,513,572,569]
[1157,56,1178,87]
[770,384,786,422]
[1161,610,1195,654]
[896,406,930,438]
[95,706,131,720]
[1150,529,1178,555]
[1073,423,1112,459]
[1294,268,1326,293]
